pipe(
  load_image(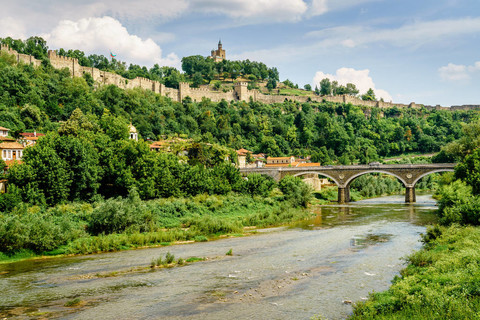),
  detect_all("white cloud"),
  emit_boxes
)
[306,17,480,49]
[313,67,393,101]
[309,0,328,17]
[191,0,308,22]
[43,16,180,68]
[439,61,480,81]
[0,17,26,39]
